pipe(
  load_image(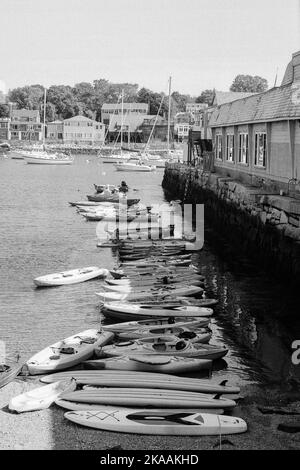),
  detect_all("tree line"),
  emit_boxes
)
[0,75,268,122]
